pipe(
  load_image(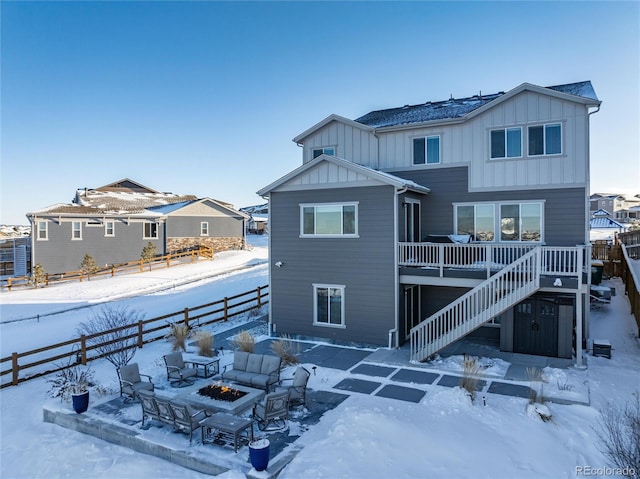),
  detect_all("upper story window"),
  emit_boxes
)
[143,222,158,239]
[455,201,543,243]
[313,284,345,328]
[37,221,48,240]
[300,202,358,237]
[491,127,522,159]
[72,221,82,240]
[312,147,335,159]
[413,136,440,165]
[201,222,209,236]
[528,123,562,156]
[105,221,115,237]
